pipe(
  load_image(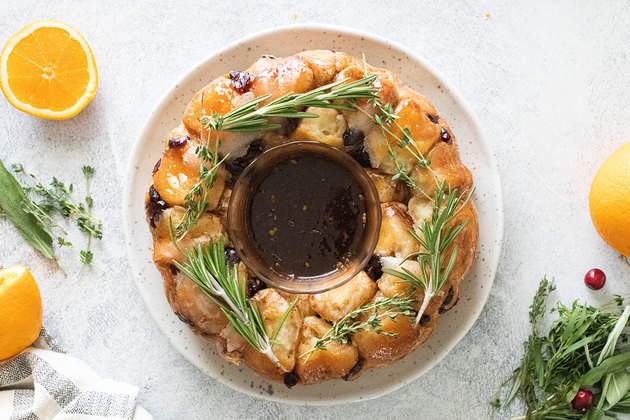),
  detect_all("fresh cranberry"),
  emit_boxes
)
[572,389,593,412]
[584,268,606,290]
